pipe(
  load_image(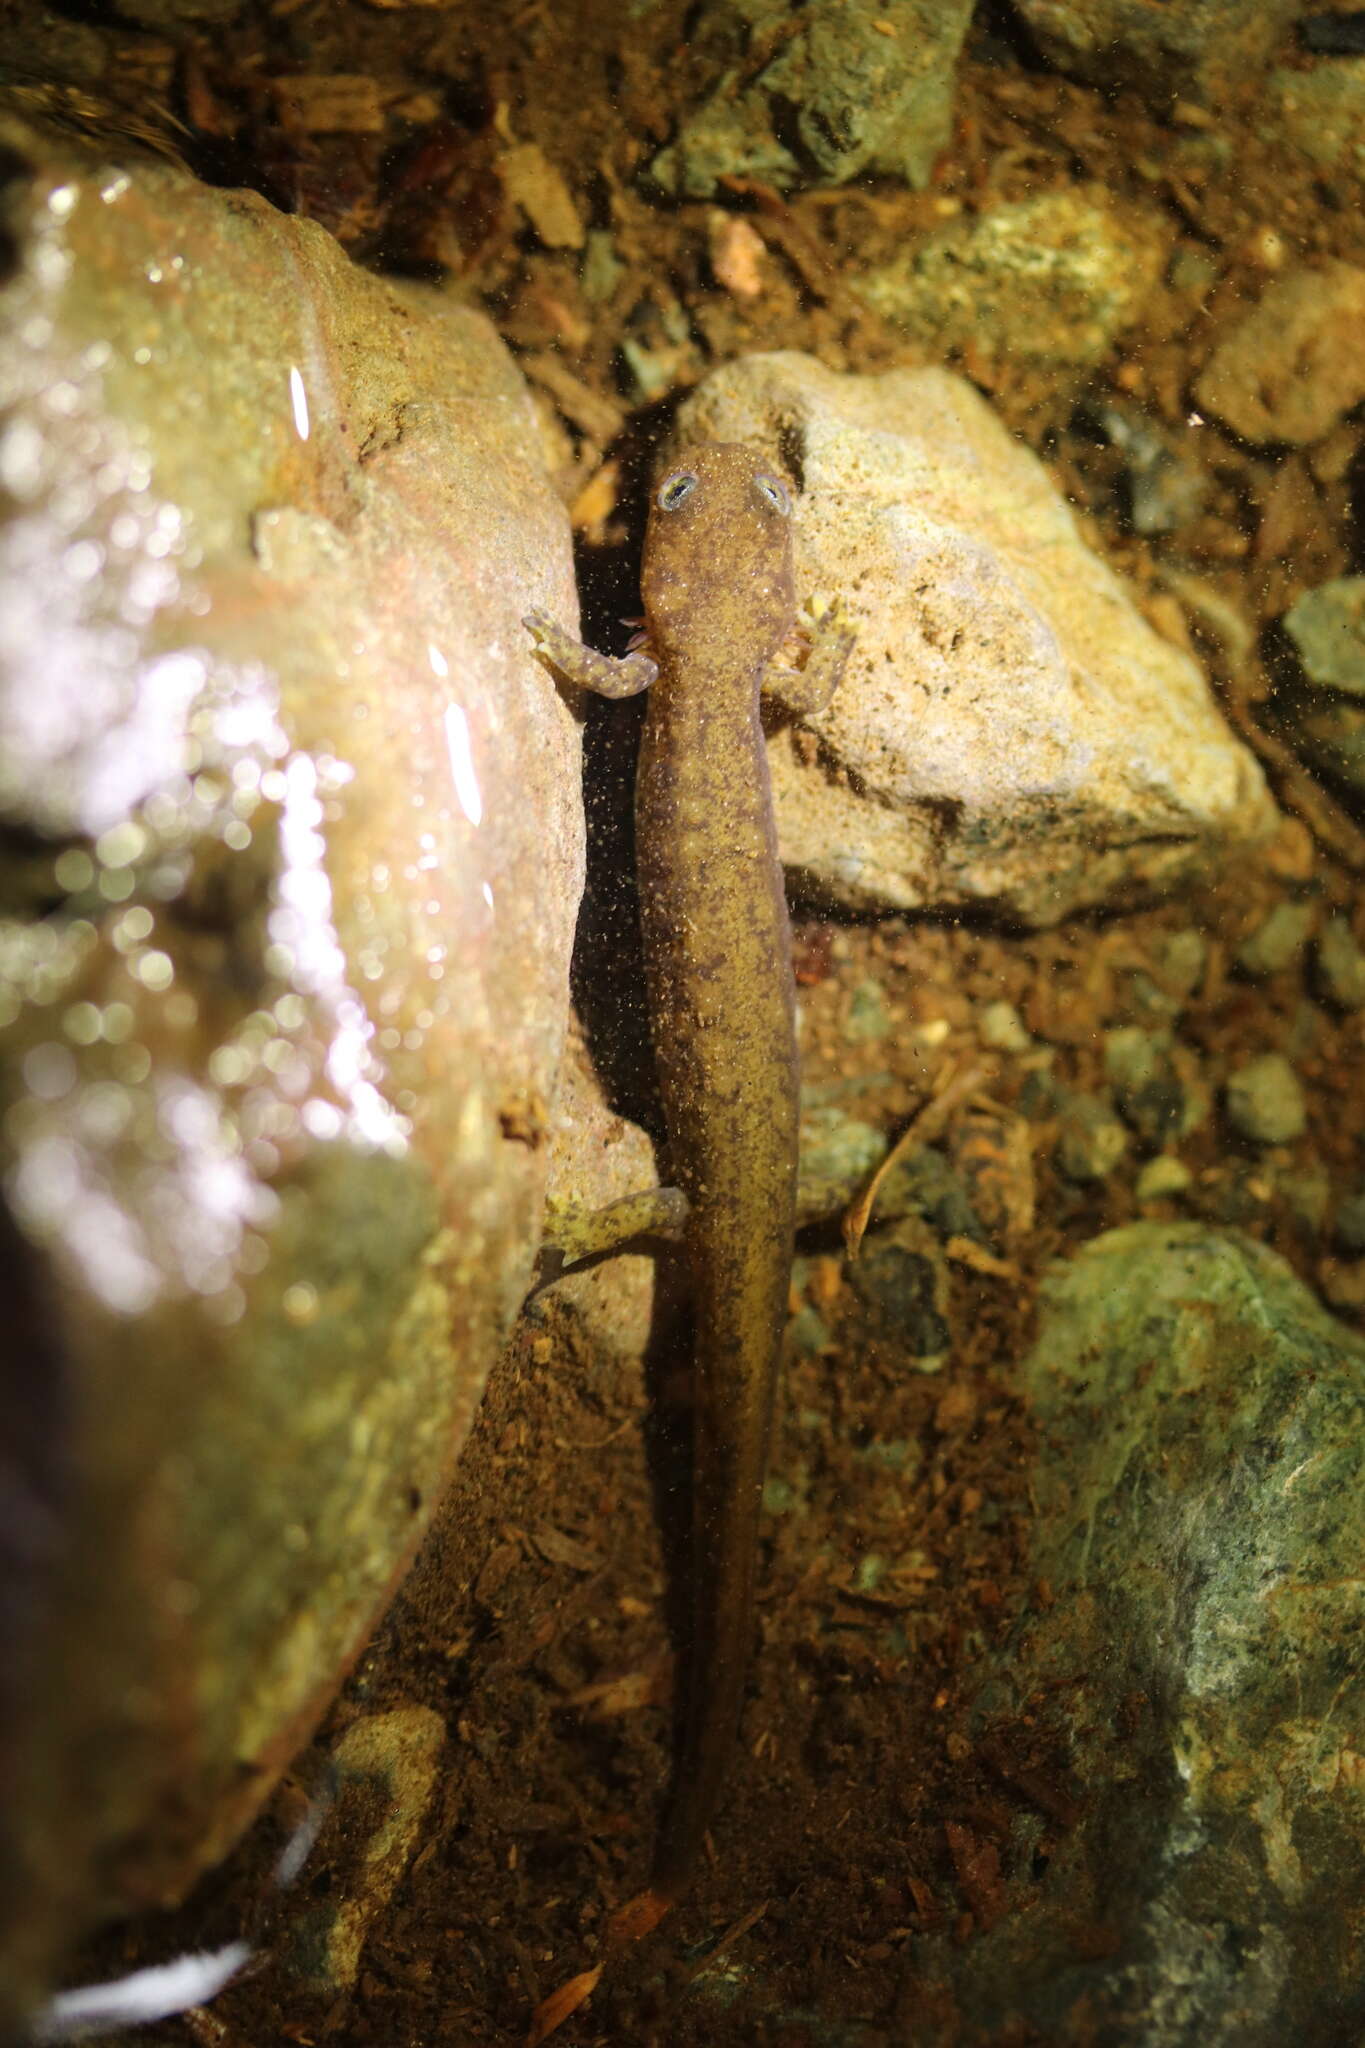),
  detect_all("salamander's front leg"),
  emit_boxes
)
[762,596,855,719]
[536,1184,690,1286]
[524,608,659,700]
